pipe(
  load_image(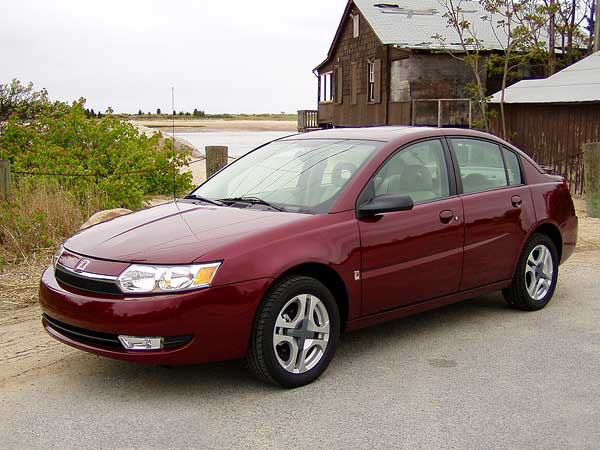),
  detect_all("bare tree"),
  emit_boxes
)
[549,0,557,74]
[543,0,594,62]
[591,0,599,51]
[434,0,491,131]
[484,0,550,138]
